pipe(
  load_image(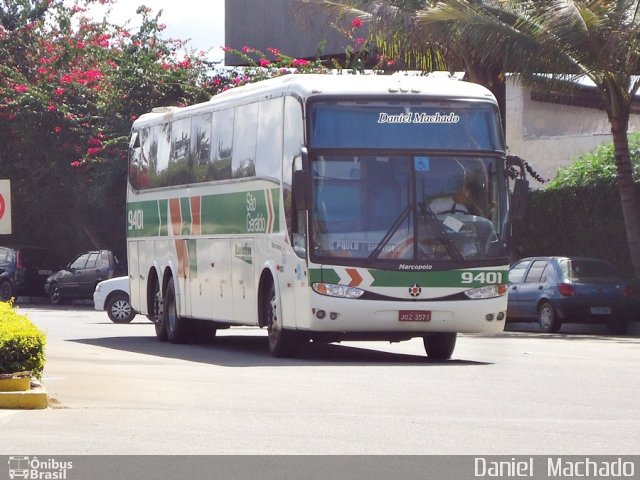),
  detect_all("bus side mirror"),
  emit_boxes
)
[293,170,311,211]
[511,178,529,221]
